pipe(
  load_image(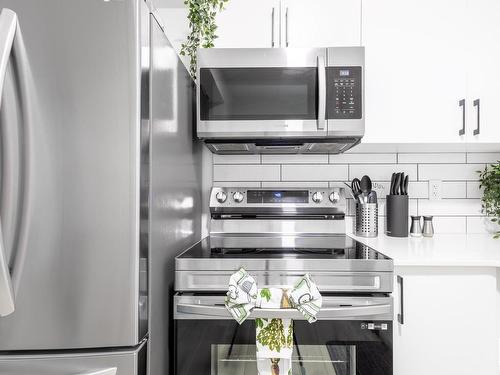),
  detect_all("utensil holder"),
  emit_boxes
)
[386,195,409,237]
[355,203,378,237]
